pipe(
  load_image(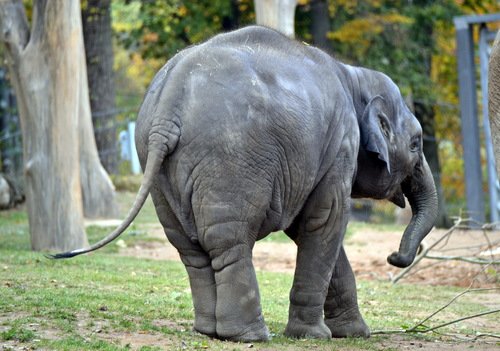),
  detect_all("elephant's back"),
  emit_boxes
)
[138,26,356,236]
